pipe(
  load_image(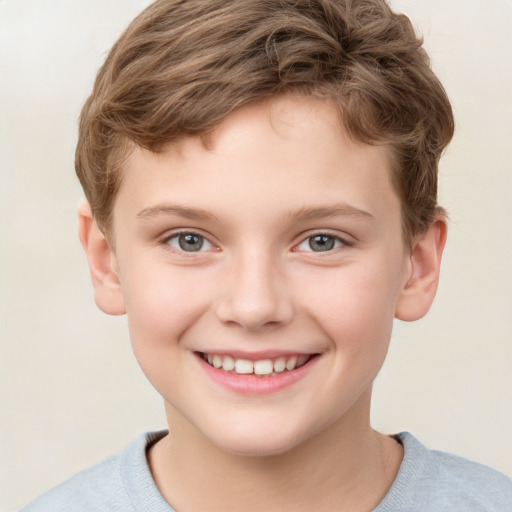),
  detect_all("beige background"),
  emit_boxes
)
[1,0,511,510]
